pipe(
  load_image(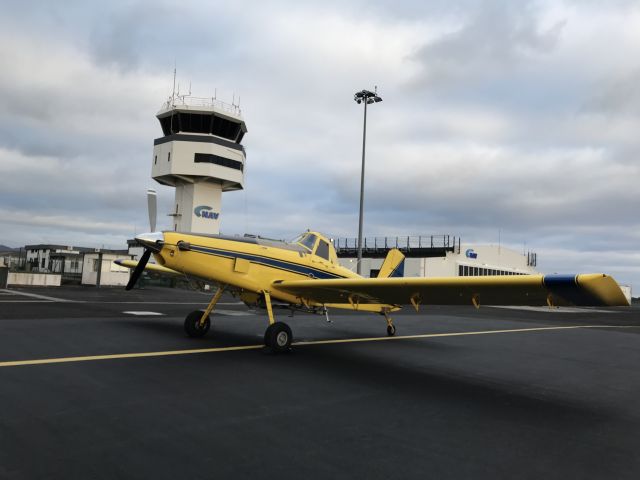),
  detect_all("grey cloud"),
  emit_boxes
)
[411,0,566,88]
[582,69,640,115]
